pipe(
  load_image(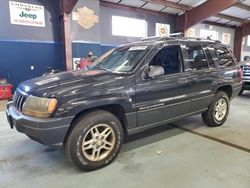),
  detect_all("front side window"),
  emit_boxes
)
[89,45,150,73]
[149,46,182,75]
[185,44,209,70]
